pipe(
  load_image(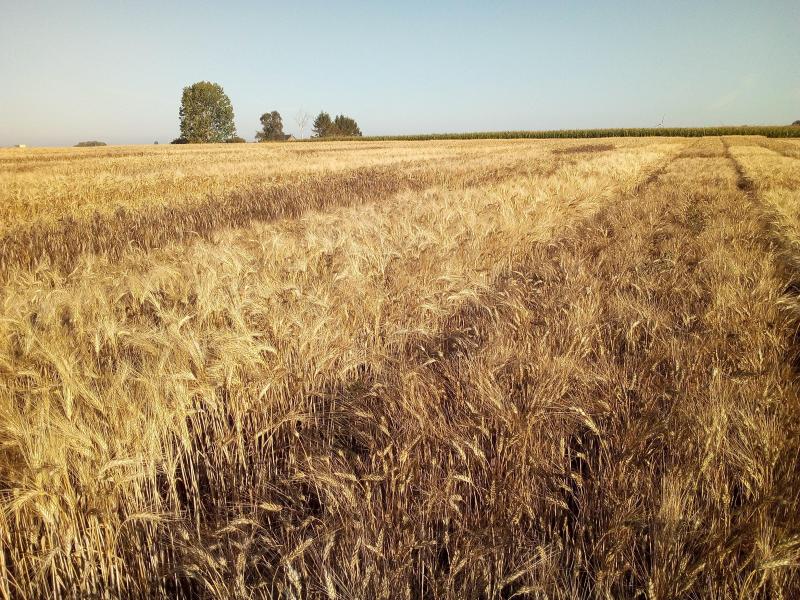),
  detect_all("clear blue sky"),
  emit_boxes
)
[1,0,798,146]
